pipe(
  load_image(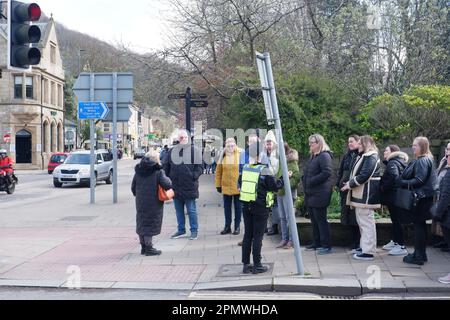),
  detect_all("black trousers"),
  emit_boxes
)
[309,207,331,249]
[387,205,405,246]
[242,203,269,266]
[443,226,450,249]
[413,221,427,260]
